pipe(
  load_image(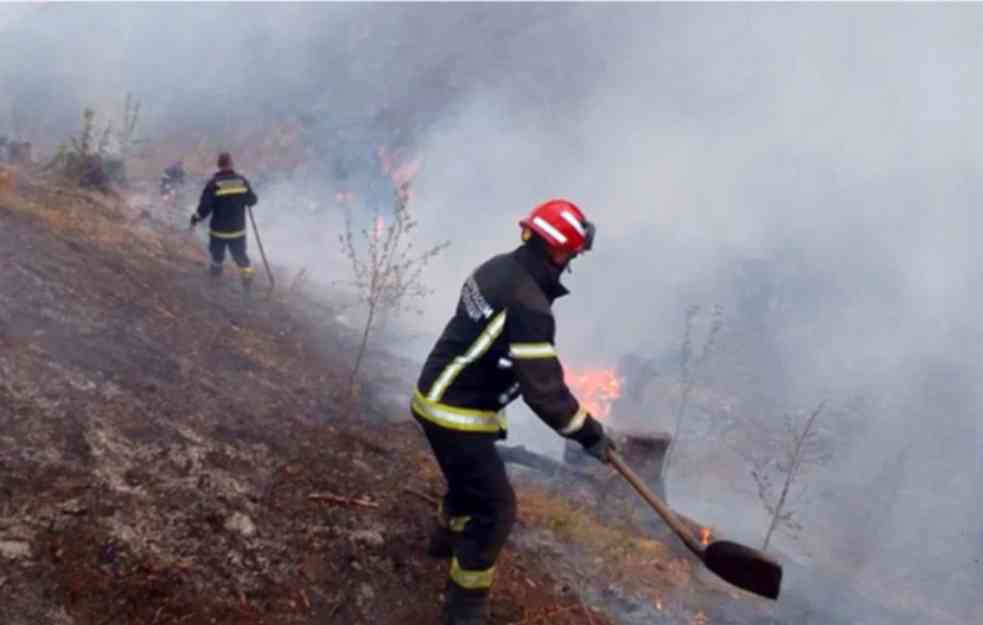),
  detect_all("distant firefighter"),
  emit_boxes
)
[190,153,258,290]
[160,160,186,197]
